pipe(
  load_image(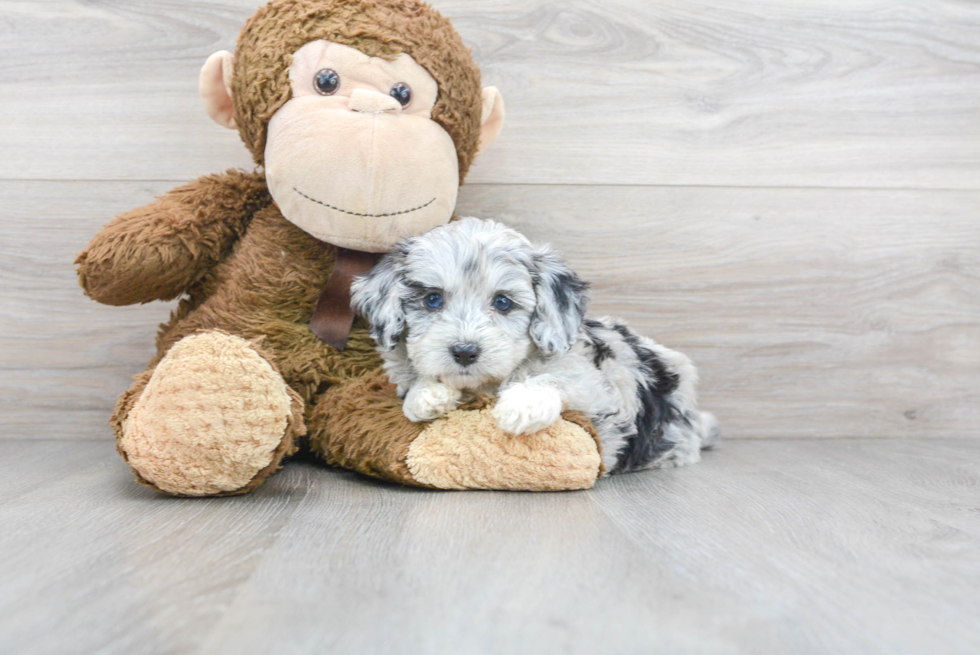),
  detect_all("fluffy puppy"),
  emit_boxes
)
[351,217,718,473]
